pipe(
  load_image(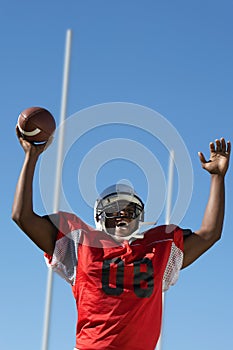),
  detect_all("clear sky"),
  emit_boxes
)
[1,1,233,349]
